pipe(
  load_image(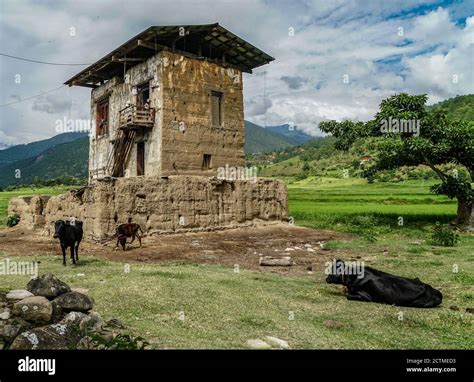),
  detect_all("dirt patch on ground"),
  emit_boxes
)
[0,224,353,276]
